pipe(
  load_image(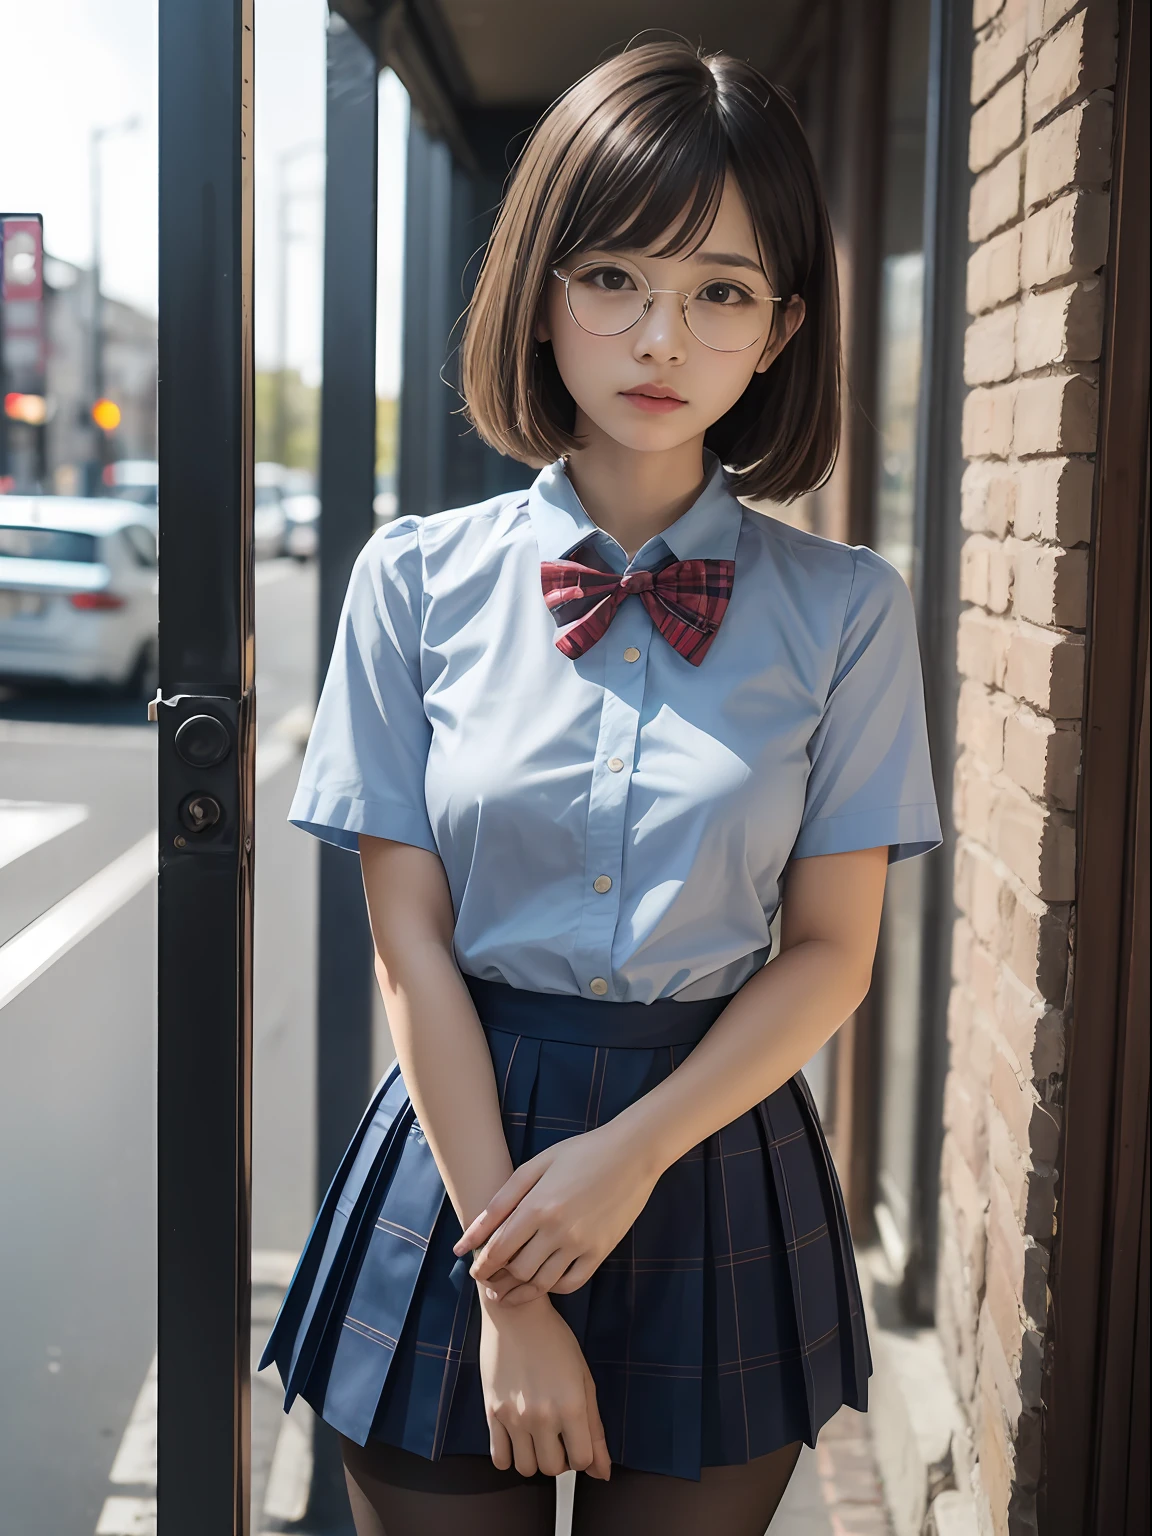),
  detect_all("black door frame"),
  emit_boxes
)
[155,2,255,1530]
